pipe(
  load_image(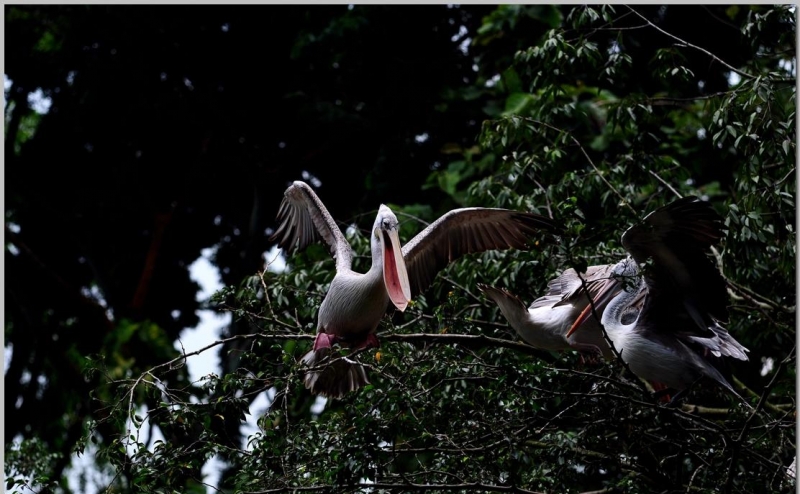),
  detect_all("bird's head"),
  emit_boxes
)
[374,205,411,312]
